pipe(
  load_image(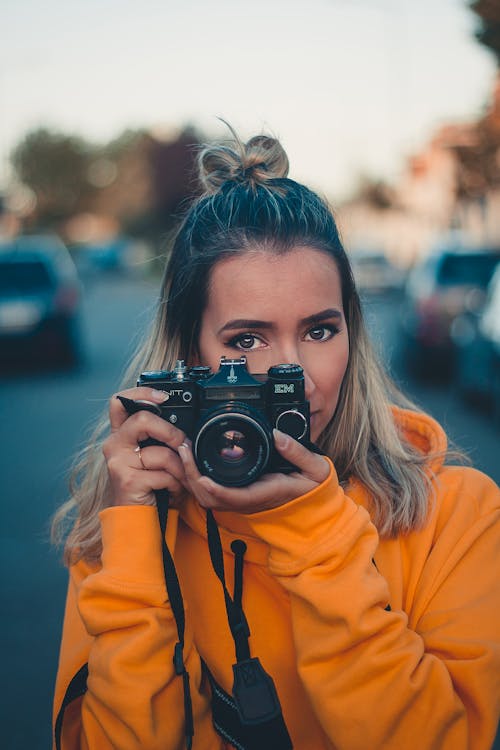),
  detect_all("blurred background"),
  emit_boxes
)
[1,0,499,747]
